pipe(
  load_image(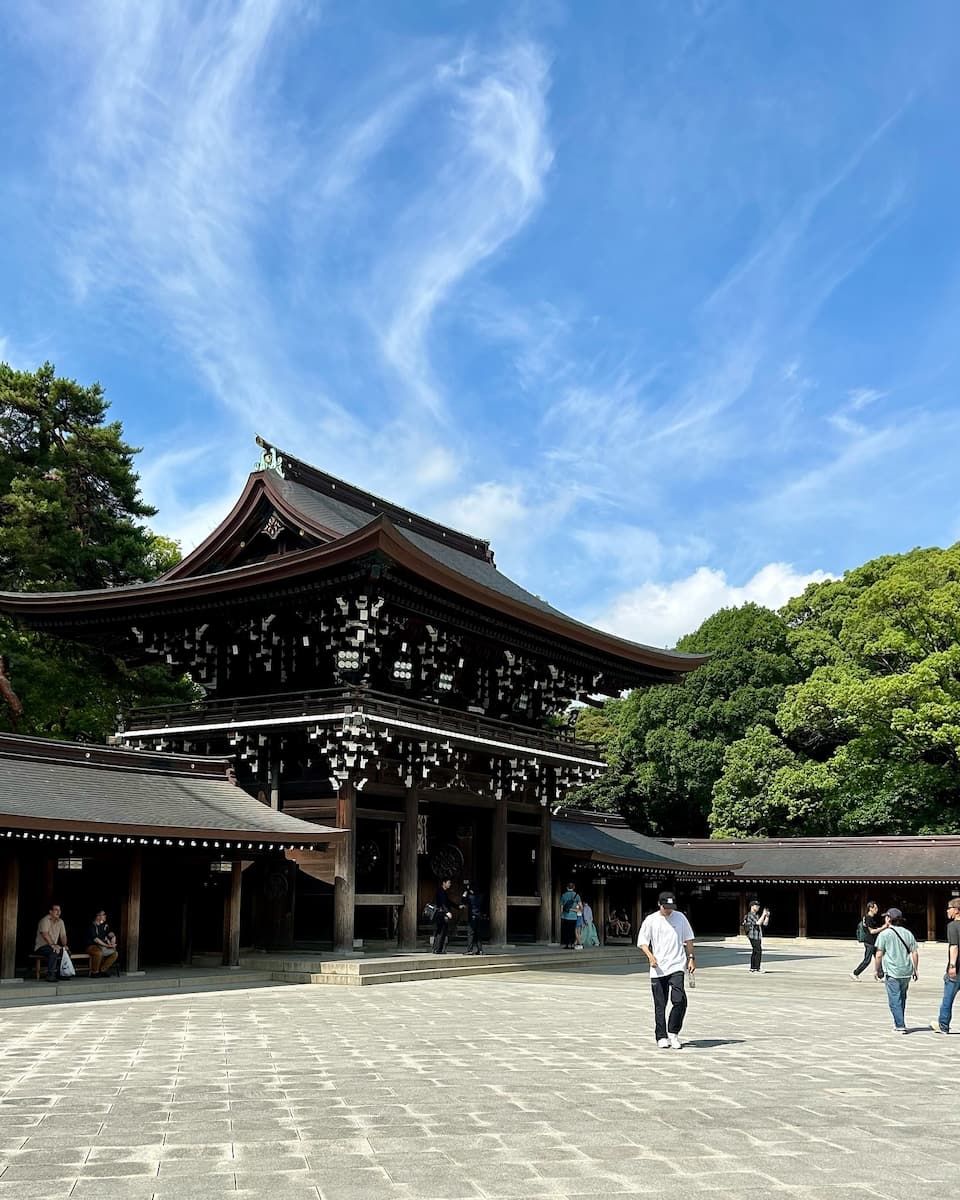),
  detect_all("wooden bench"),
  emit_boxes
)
[29,952,92,980]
